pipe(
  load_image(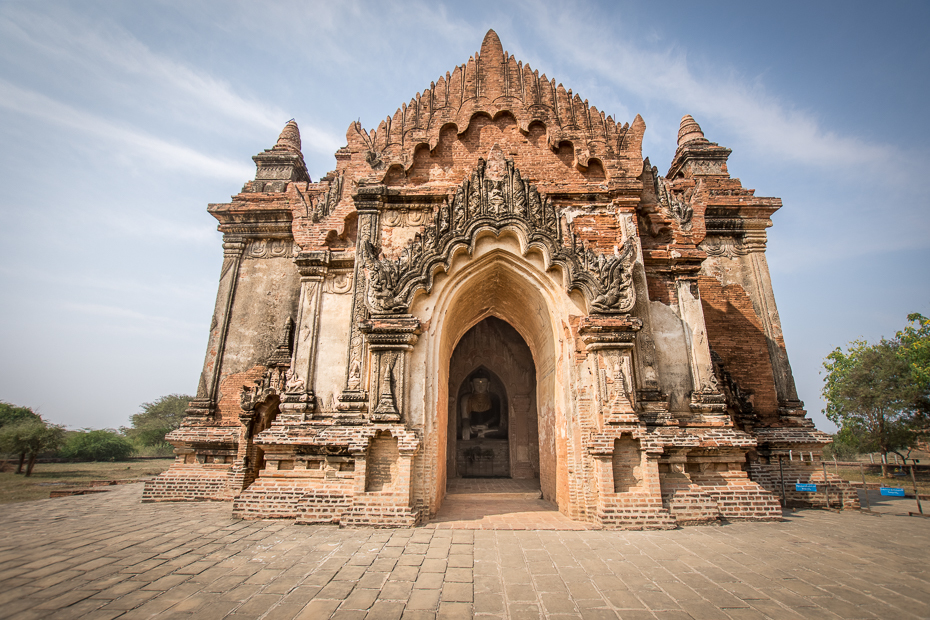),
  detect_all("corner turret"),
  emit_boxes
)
[249,119,311,192]
[667,115,731,180]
